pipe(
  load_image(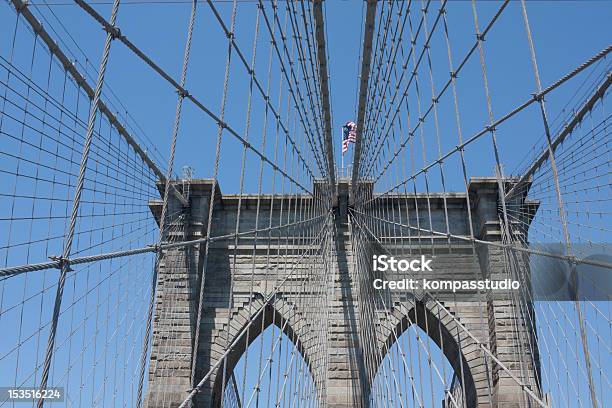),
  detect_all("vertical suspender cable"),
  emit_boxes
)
[37,0,122,406]
[519,2,598,406]
[135,0,199,406]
